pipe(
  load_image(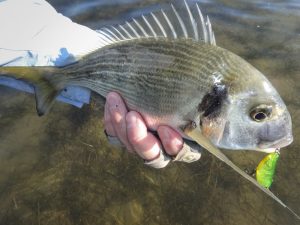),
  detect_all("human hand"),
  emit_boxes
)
[104,92,202,168]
